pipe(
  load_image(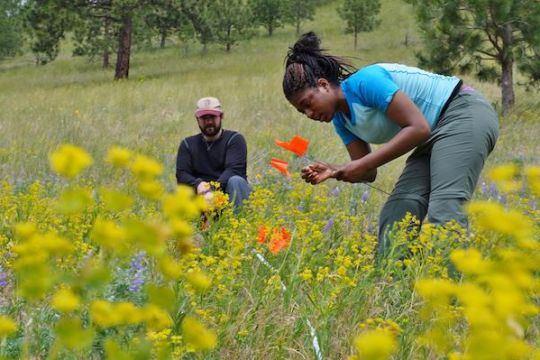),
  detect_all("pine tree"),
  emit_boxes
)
[337,0,381,50]
[210,0,253,52]
[24,0,75,65]
[145,1,185,48]
[249,0,285,37]
[409,0,540,116]
[178,0,214,53]
[0,0,25,58]
[284,0,317,36]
